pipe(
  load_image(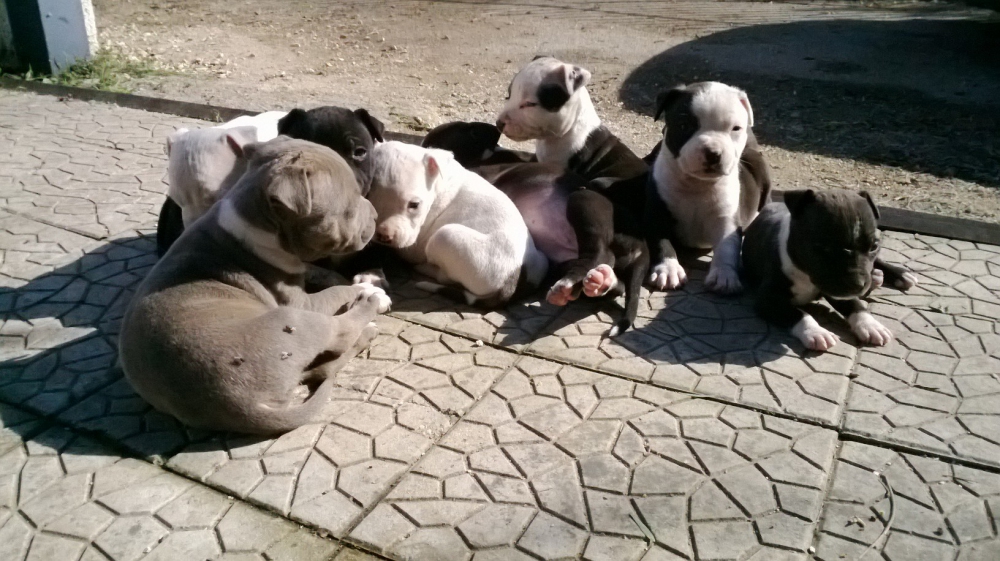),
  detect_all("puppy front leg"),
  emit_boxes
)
[305,284,390,316]
[756,283,838,352]
[648,237,687,291]
[825,296,893,346]
[873,257,918,291]
[705,226,743,295]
